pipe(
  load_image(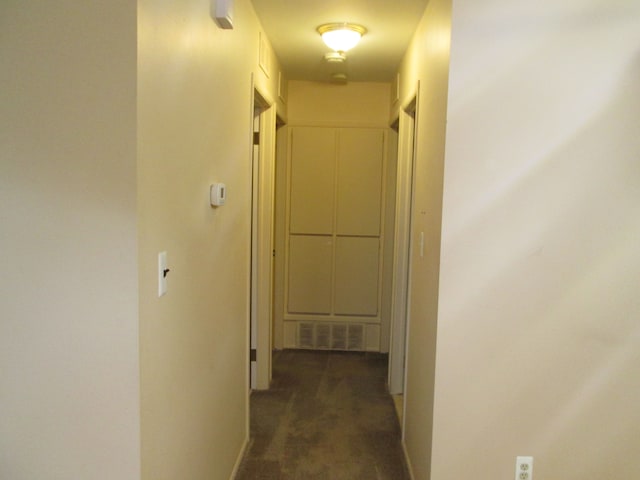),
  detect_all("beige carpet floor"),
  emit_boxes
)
[235,350,410,480]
